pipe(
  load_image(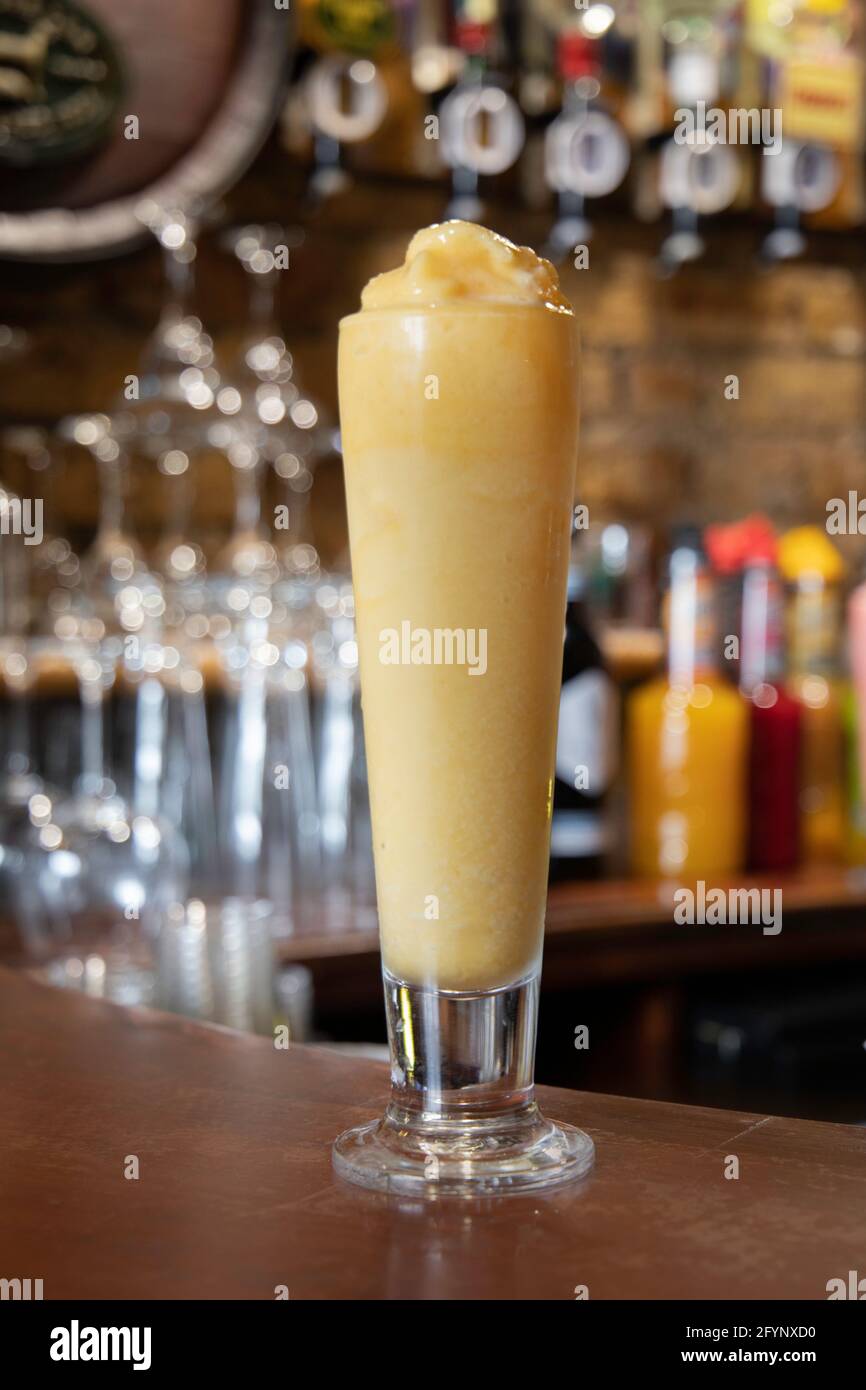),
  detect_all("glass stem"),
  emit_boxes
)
[249,270,278,337]
[234,462,262,535]
[285,482,313,548]
[6,667,33,779]
[96,452,127,543]
[162,243,195,320]
[162,467,193,551]
[78,654,113,799]
[384,973,539,1122]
